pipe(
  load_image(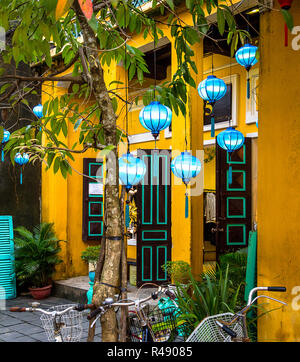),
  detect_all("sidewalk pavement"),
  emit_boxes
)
[0,295,101,342]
